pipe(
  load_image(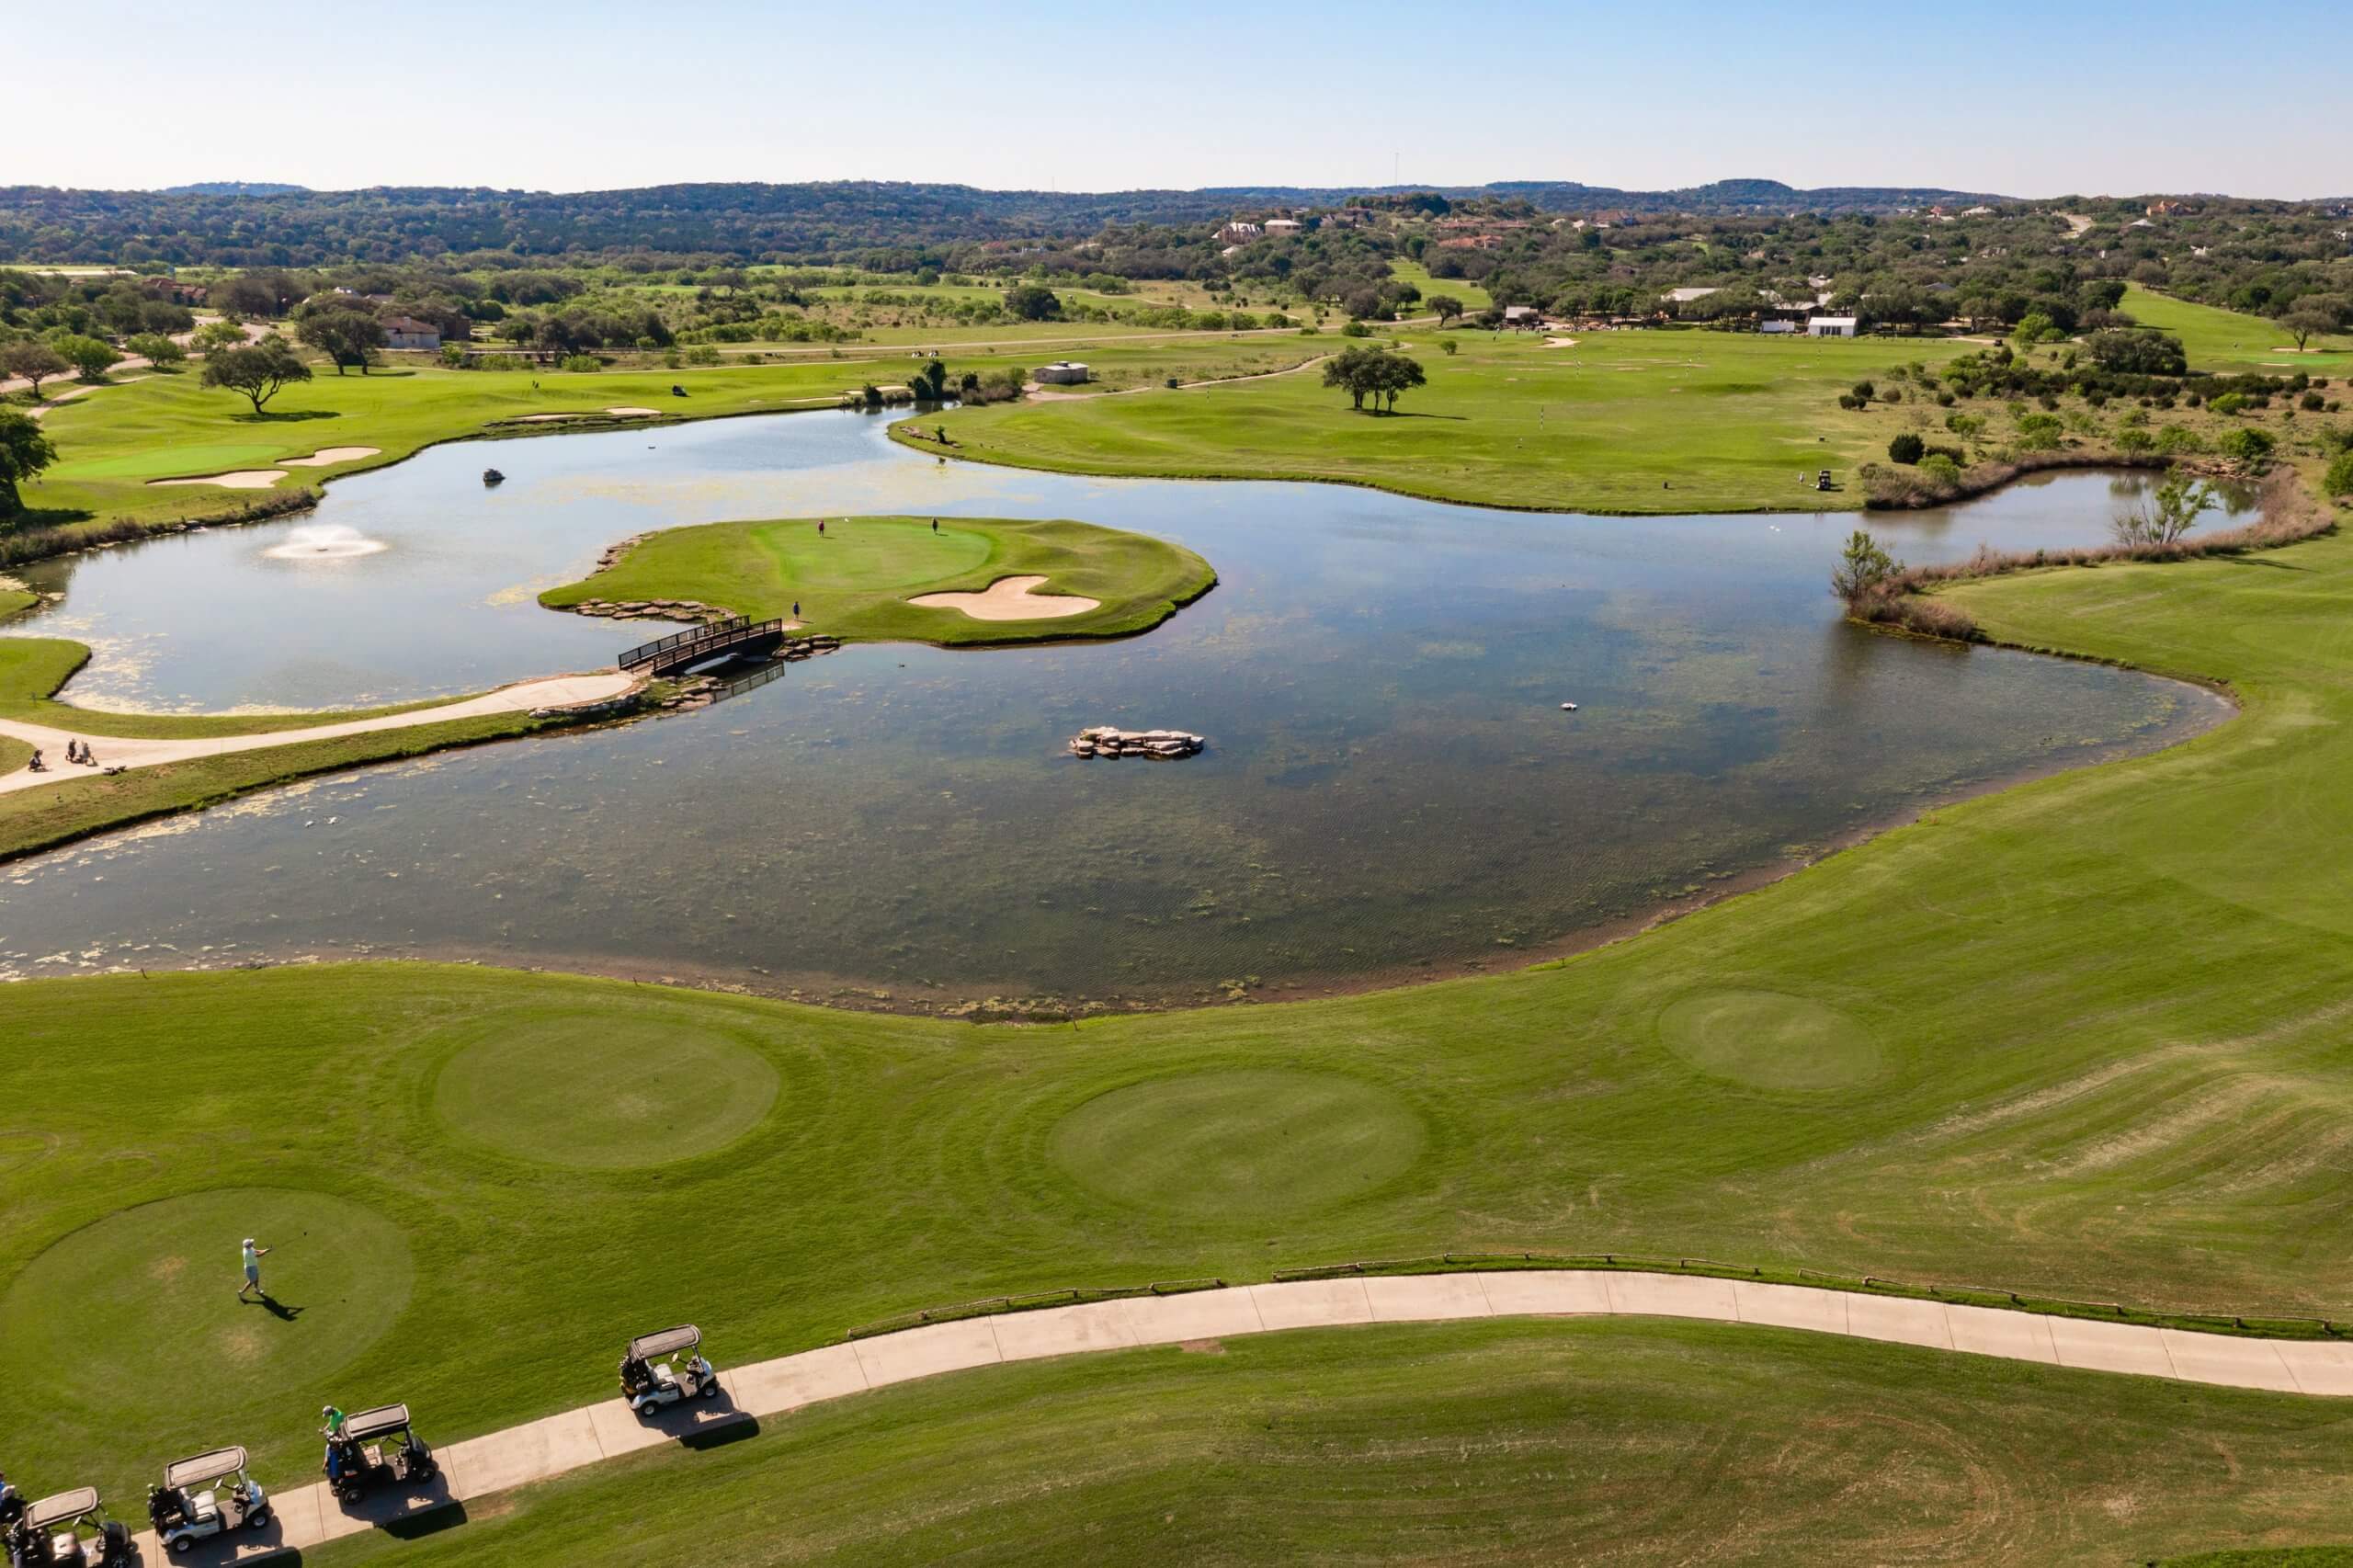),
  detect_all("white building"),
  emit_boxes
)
[1264,218,1302,236]
[1661,286,1720,305]
[1035,361,1091,385]
[1806,315,1859,337]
